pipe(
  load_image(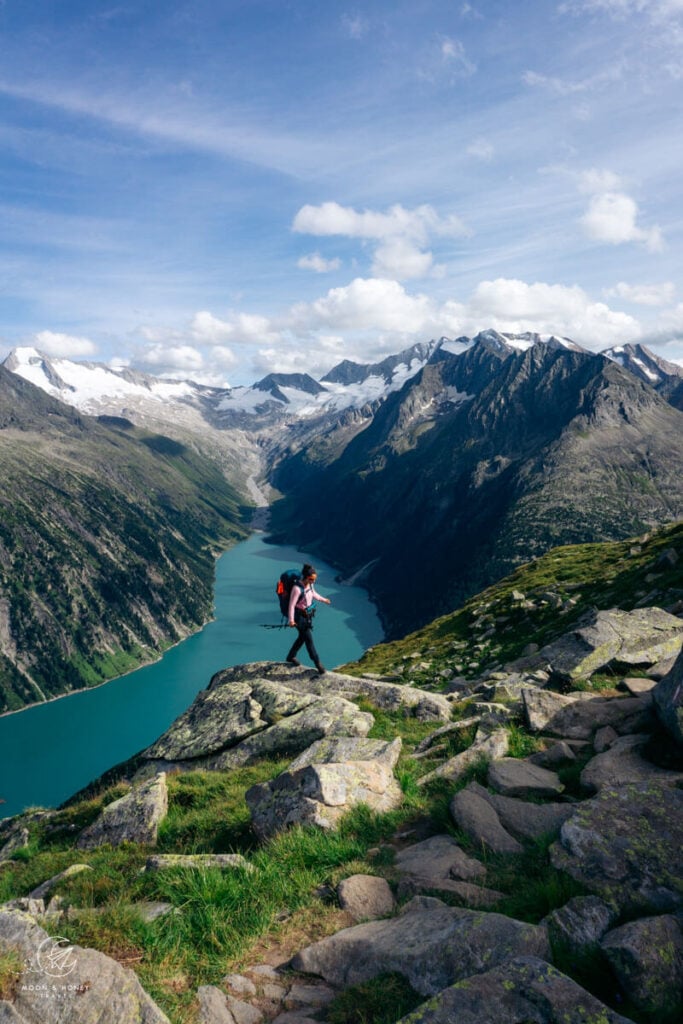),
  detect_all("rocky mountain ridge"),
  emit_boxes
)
[1,523,682,1023]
